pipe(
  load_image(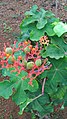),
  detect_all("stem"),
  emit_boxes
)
[42,78,47,95]
[31,78,47,102]
[32,94,43,102]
